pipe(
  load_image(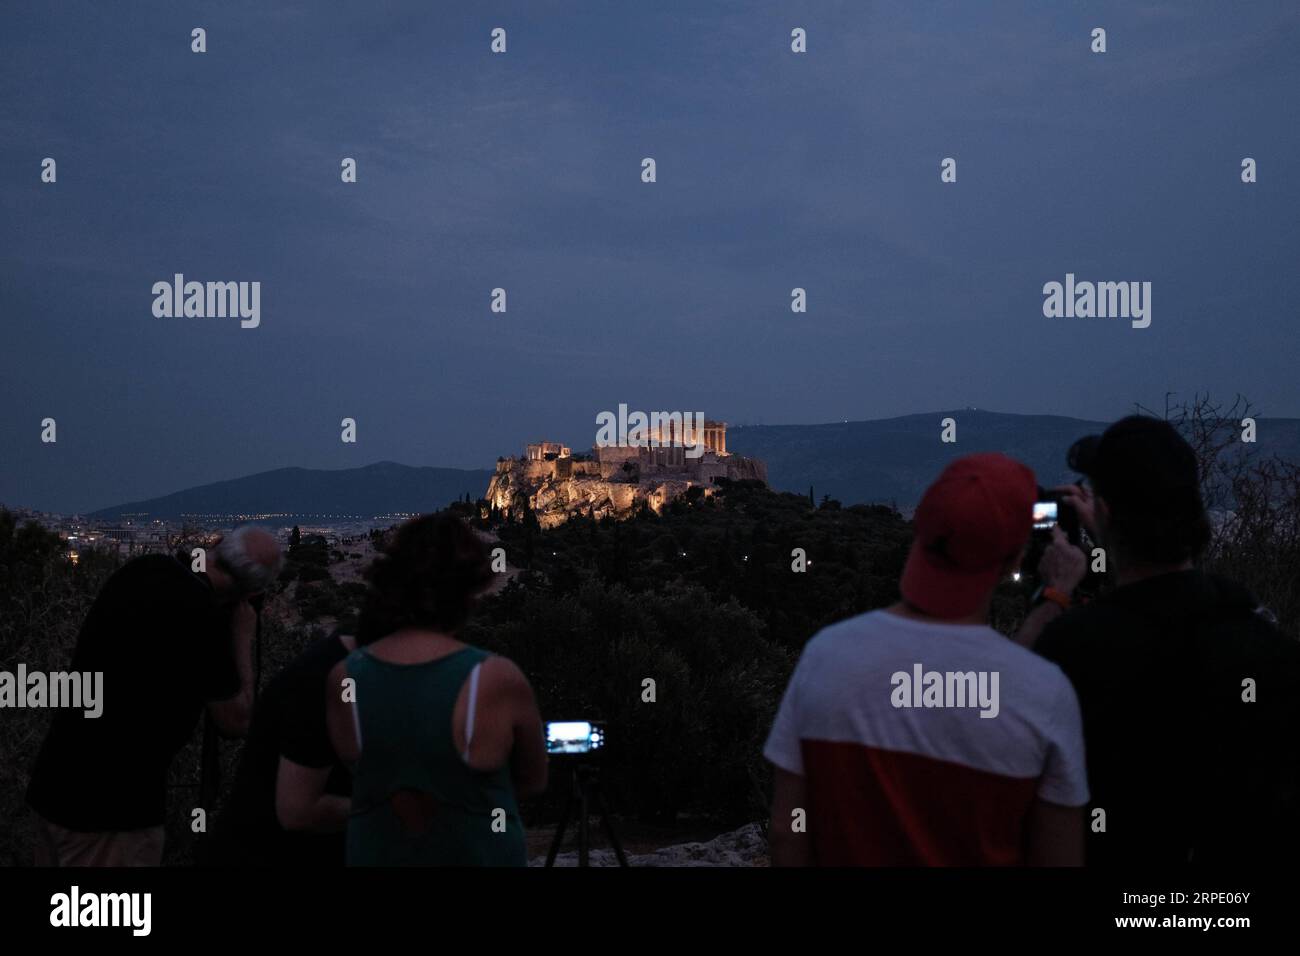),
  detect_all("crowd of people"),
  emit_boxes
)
[23,415,1300,867]
[27,515,547,867]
